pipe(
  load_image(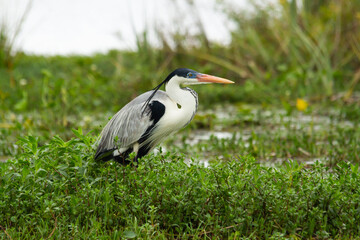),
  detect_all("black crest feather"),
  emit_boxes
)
[141,68,197,114]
